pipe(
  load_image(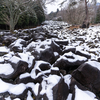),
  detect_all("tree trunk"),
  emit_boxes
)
[9,18,15,33]
[81,0,89,28]
[10,25,14,33]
